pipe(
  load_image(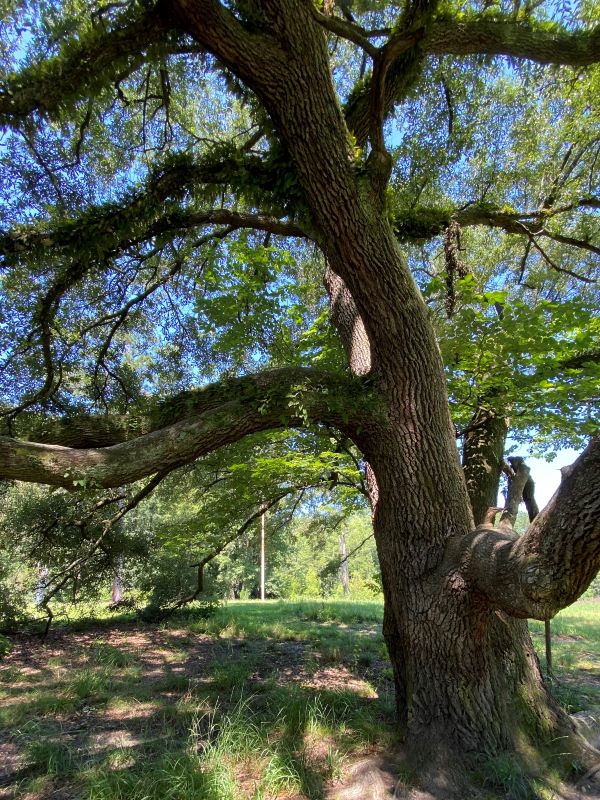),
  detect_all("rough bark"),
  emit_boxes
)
[324,262,372,376]
[462,407,509,525]
[4,0,600,780]
[500,457,532,528]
